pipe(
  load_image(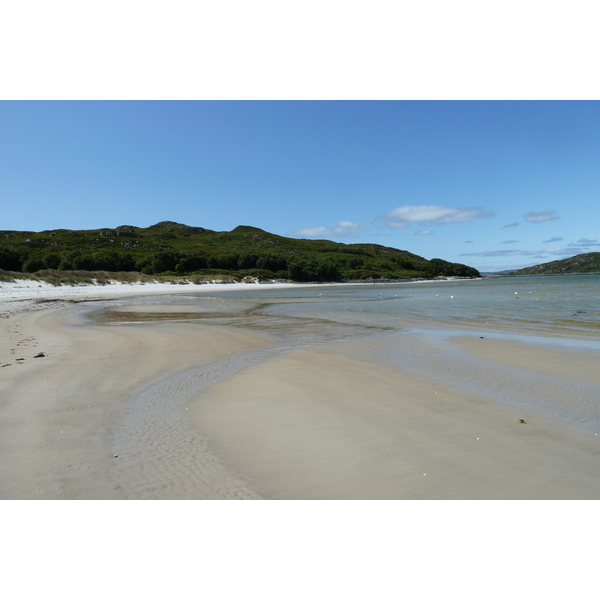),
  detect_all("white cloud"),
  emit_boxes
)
[380,205,495,229]
[543,236,563,243]
[291,221,367,239]
[501,222,519,229]
[414,229,433,236]
[501,240,519,244]
[523,210,559,223]
[292,226,329,237]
